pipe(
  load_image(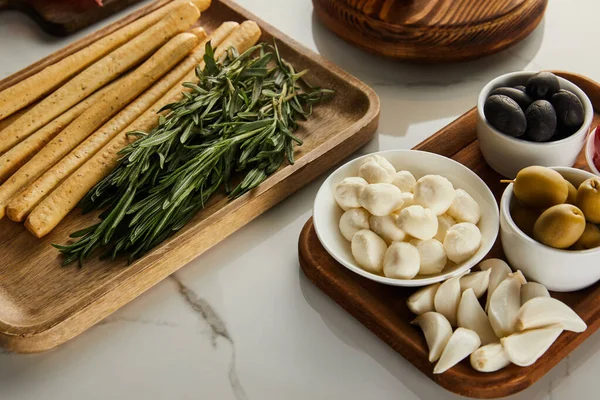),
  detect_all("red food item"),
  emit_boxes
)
[594,127,600,170]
